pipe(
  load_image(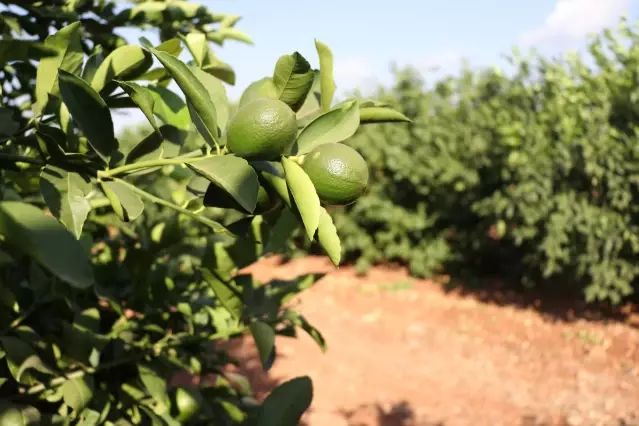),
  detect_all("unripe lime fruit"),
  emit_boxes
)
[301,143,369,205]
[173,387,202,422]
[226,98,297,160]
